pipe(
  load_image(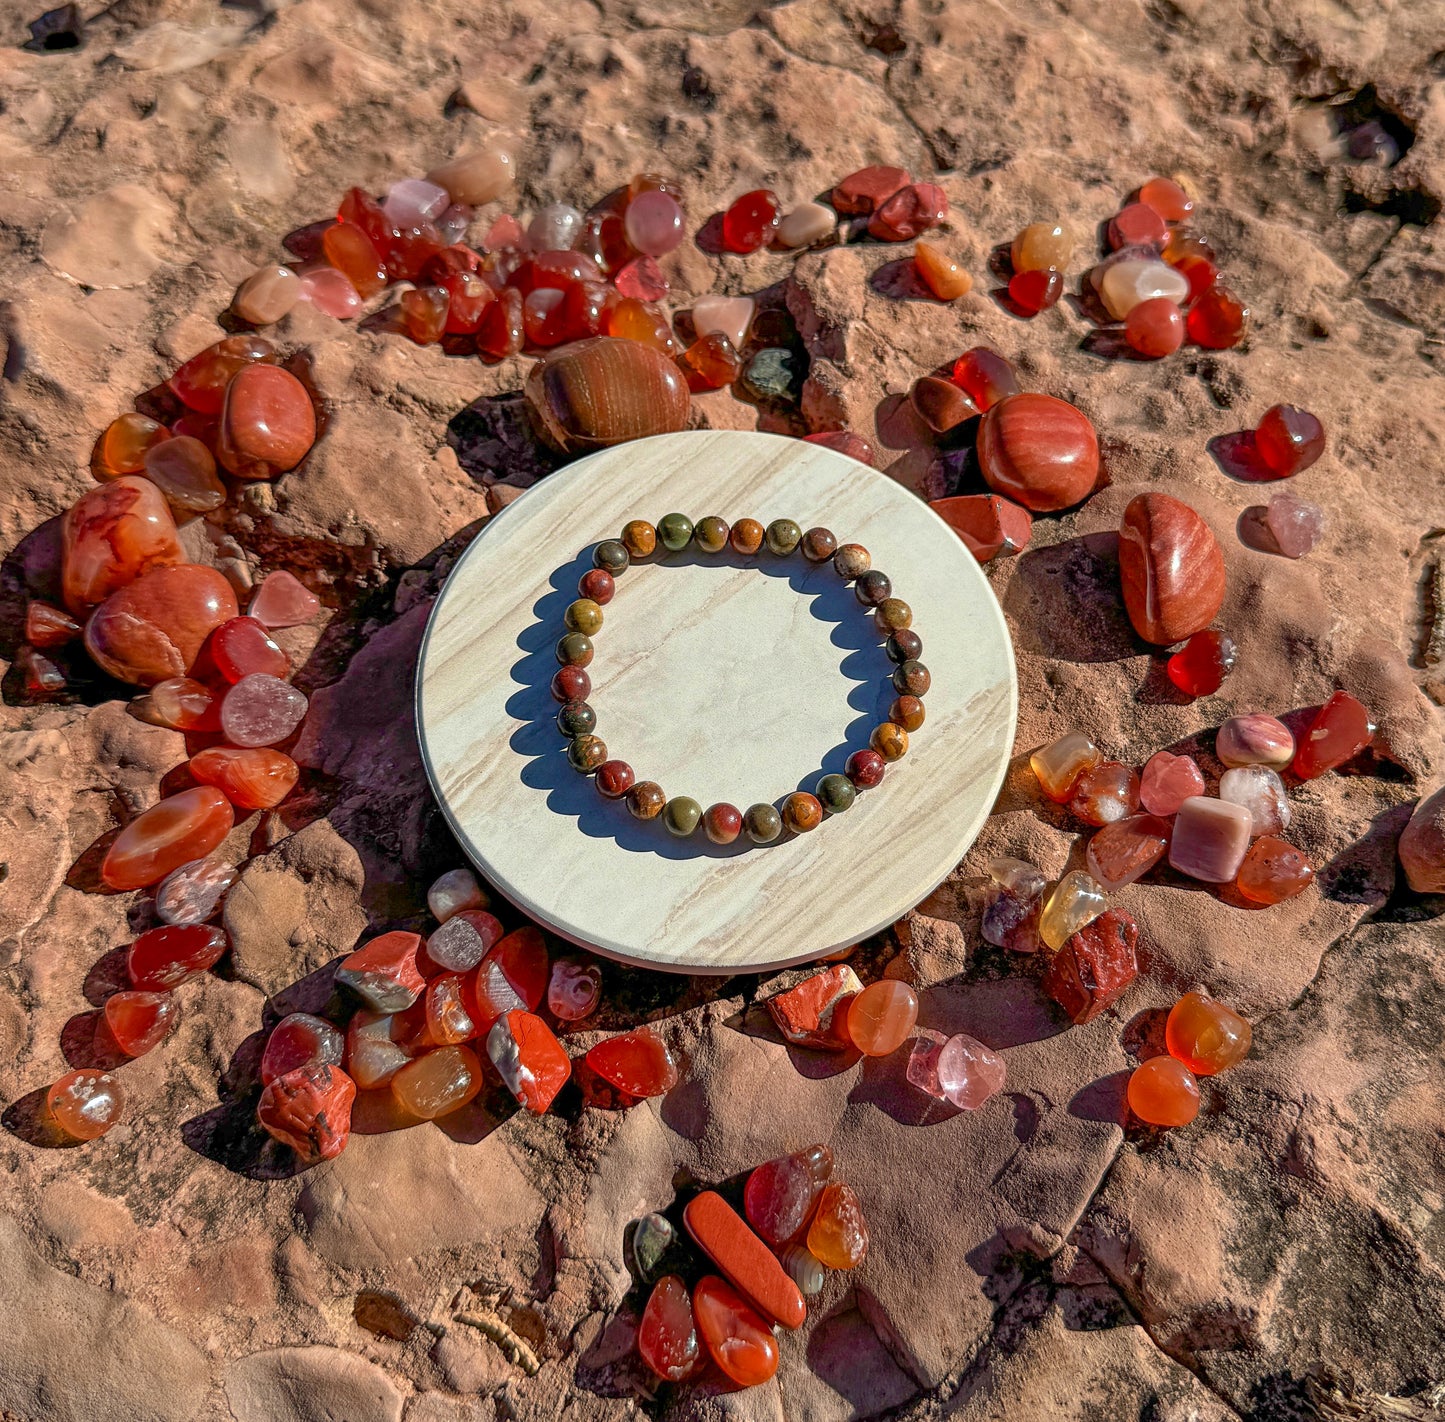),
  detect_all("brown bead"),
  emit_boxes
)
[886,630,922,664]
[892,660,930,697]
[833,543,870,579]
[890,695,925,731]
[873,598,912,633]
[621,520,657,559]
[871,723,909,761]
[578,569,615,605]
[730,518,765,555]
[1117,492,1226,645]
[551,666,590,703]
[977,393,1099,512]
[627,781,667,820]
[801,527,838,562]
[781,792,823,834]
[854,570,891,607]
[694,515,730,553]
[216,364,317,480]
